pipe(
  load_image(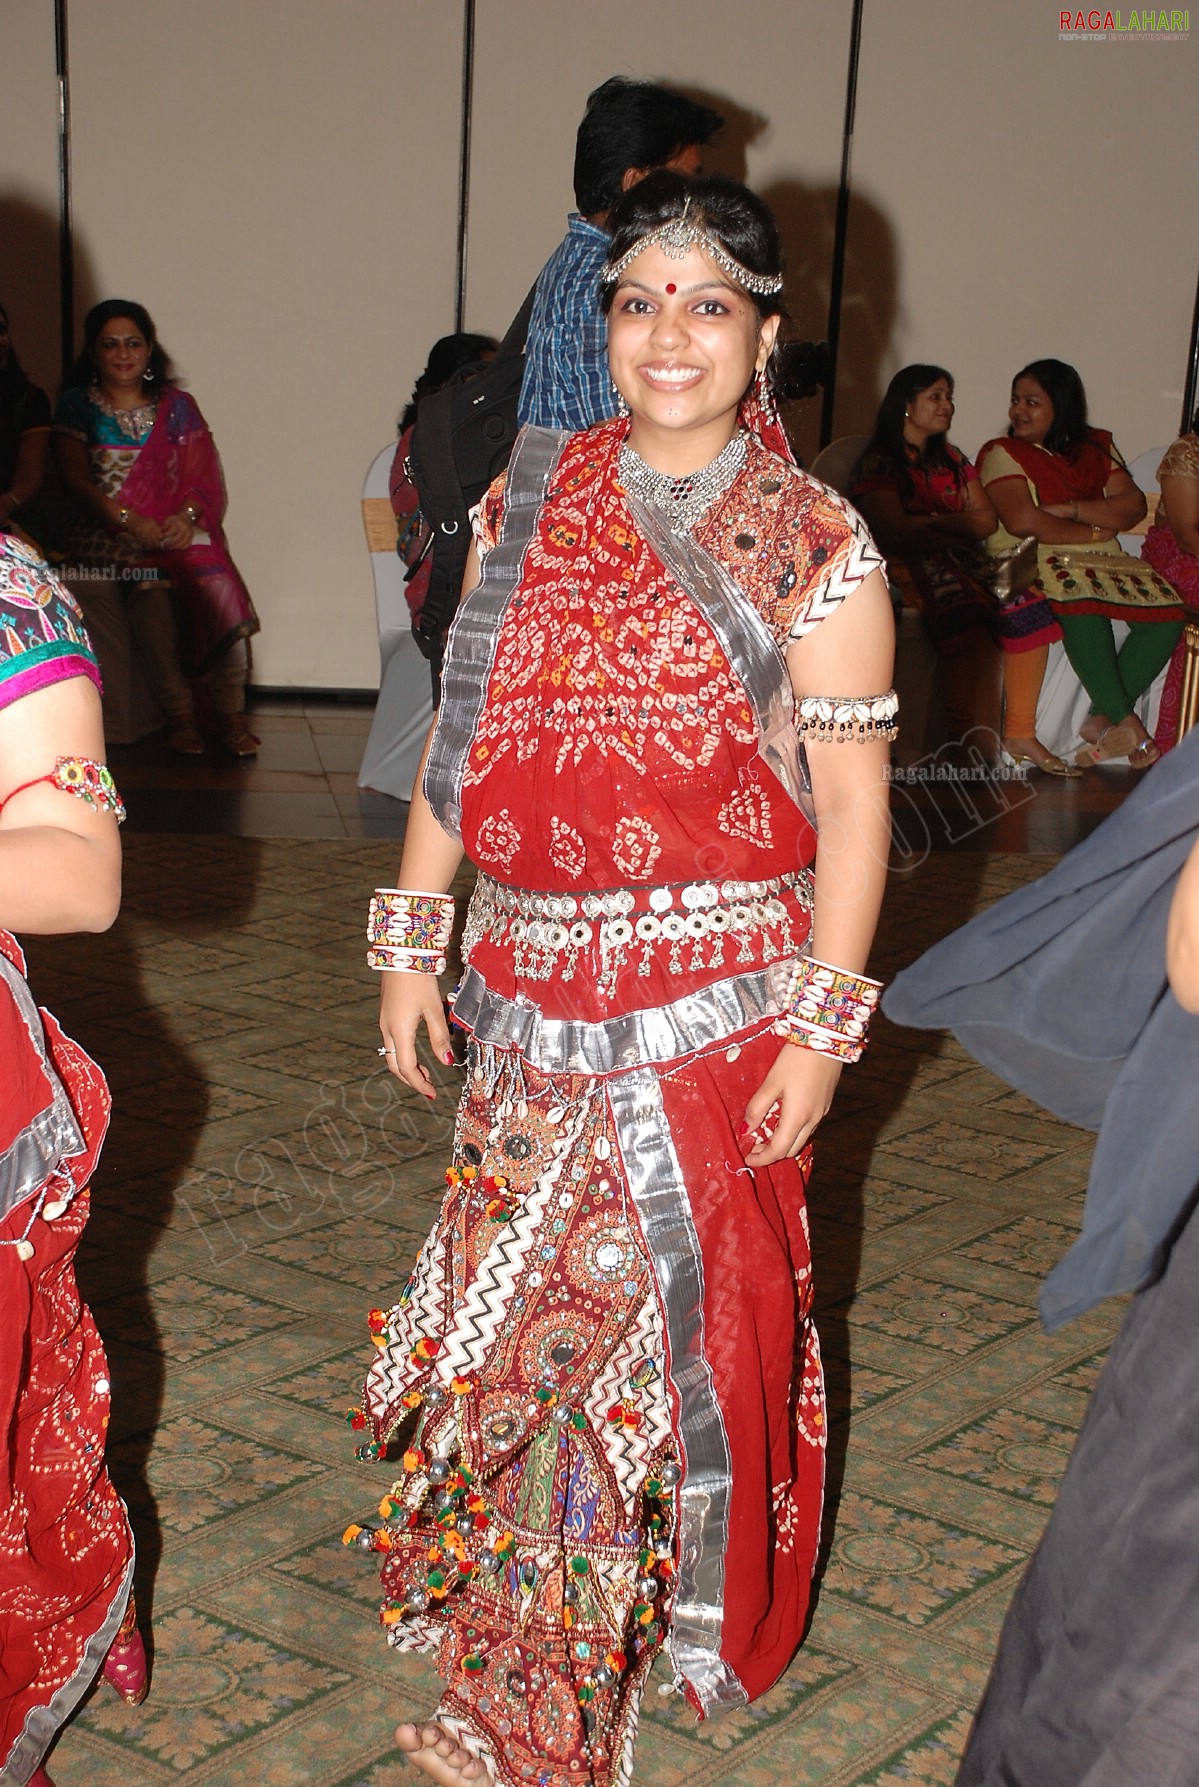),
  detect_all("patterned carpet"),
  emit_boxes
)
[24,838,1118,1787]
